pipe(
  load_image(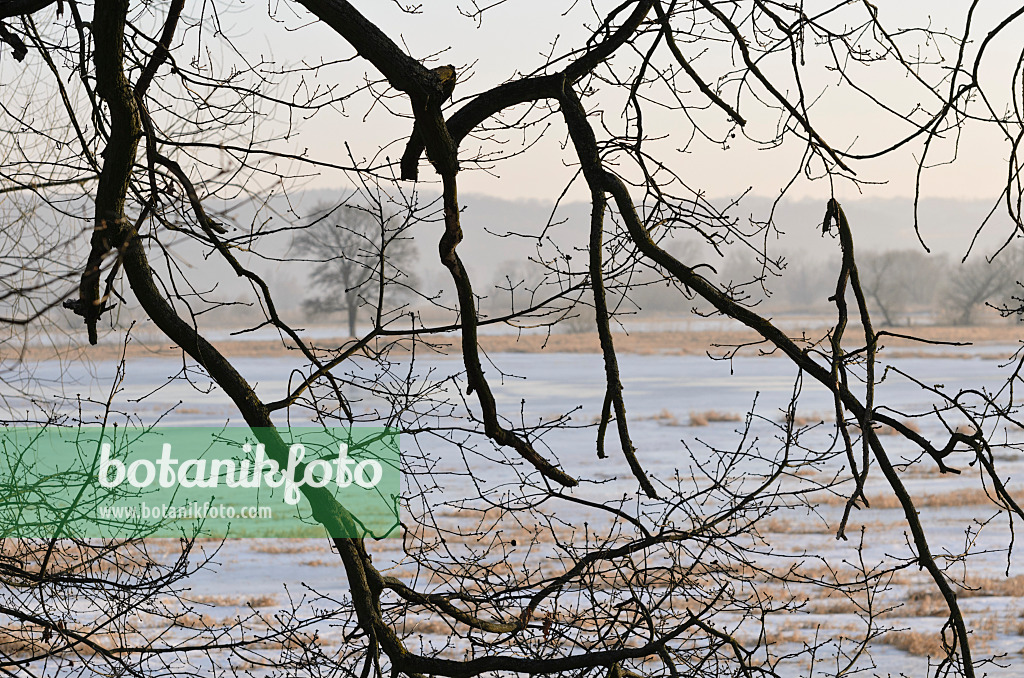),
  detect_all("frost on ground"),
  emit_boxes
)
[5,347,1024,676]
